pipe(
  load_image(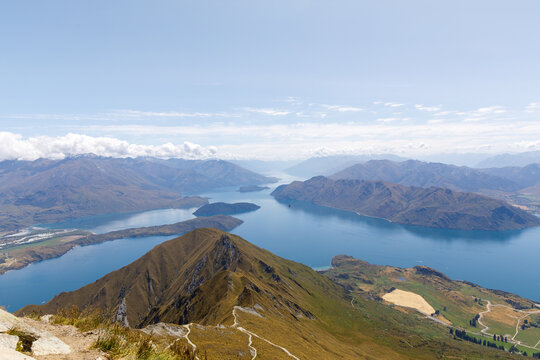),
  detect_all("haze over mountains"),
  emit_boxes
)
[284,154,406,178]
[477,150,540,168]
[329,159,540,212]
[331,159,523,193]
[0,155,276,232]
[272,176,540,231]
